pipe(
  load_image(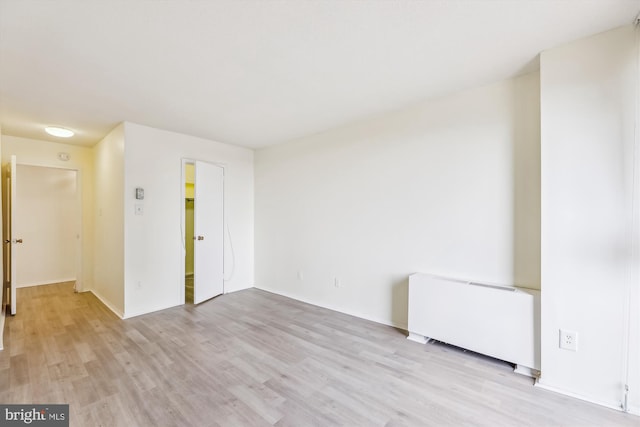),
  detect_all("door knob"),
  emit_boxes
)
[3,240,9,244]
[15,238,23,243]
[197,236,204,241]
